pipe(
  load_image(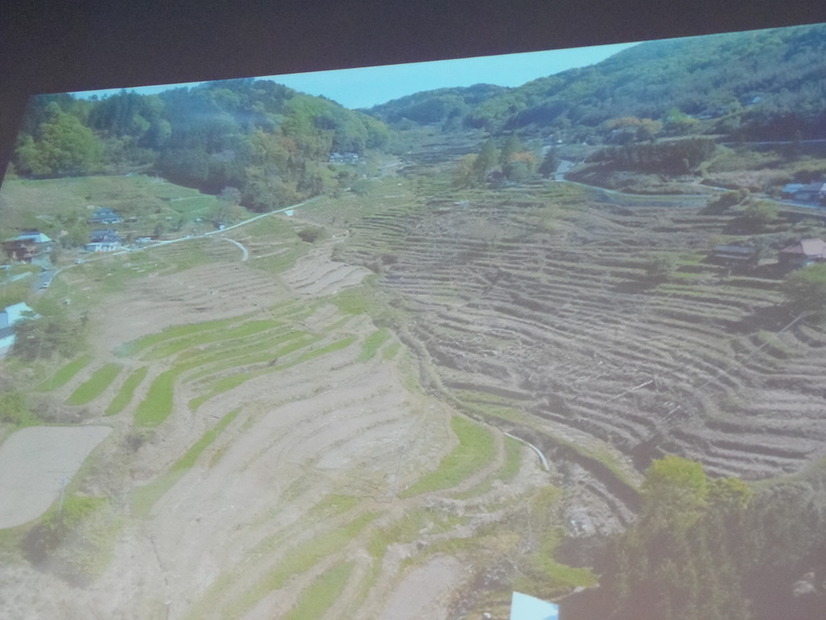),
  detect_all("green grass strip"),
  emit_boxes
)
[121,299,308,358]
[37,354,93,391]
[118,315,253,357]
[189,335,357,411]
[141,320,282,361]
[181,492,354,620]
[282,562,354,620]
[181,330,311,383]
[226,513,377,619]
[106,366,148,415]
[500,436,523,483]
[401,416,496,497]
[357,328,391,362]
[66,363,121,405]
[134,369,178,426]
[286,335,357,367]
[333,287,374,315]
[131,409,238,517]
